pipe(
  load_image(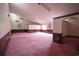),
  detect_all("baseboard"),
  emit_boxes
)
[0,31,11,56]
[41,30,53,34]
[63,35,79,38]
[11,29,53,33]
[27,29,41,32]
[11,29,27,33]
